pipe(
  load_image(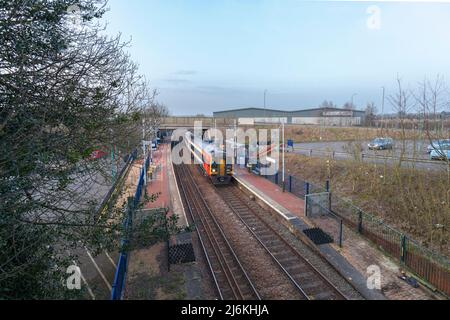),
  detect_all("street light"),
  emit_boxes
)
[274,120,286,192]
[142,113,147,186]
[351,93,358,108]
[381,86,385,132]
[282,120,285,192]
[264,89,268,120]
